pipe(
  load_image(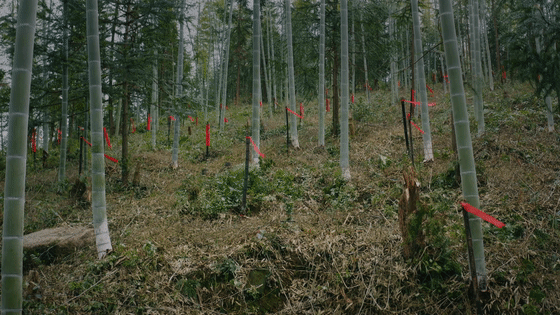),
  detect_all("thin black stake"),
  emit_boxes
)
[285,107,290,156]
[401,99,411,162]
[408,102,415,169]
[462,208,483,315]
[241,125,250,214]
